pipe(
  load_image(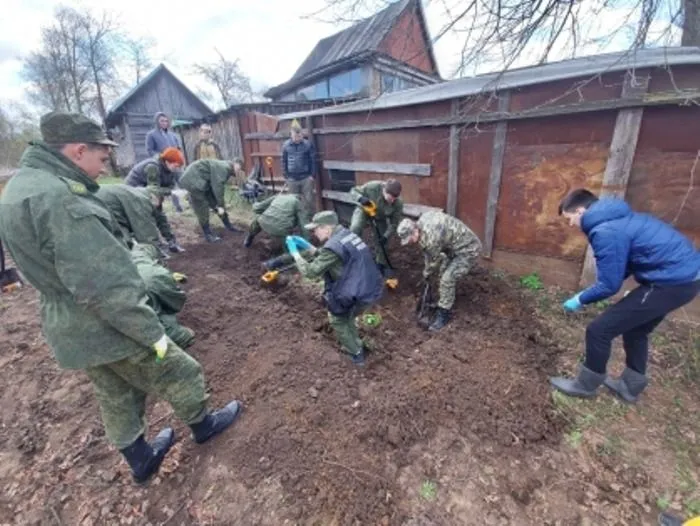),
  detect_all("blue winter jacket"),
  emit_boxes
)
[578,198,700,305]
